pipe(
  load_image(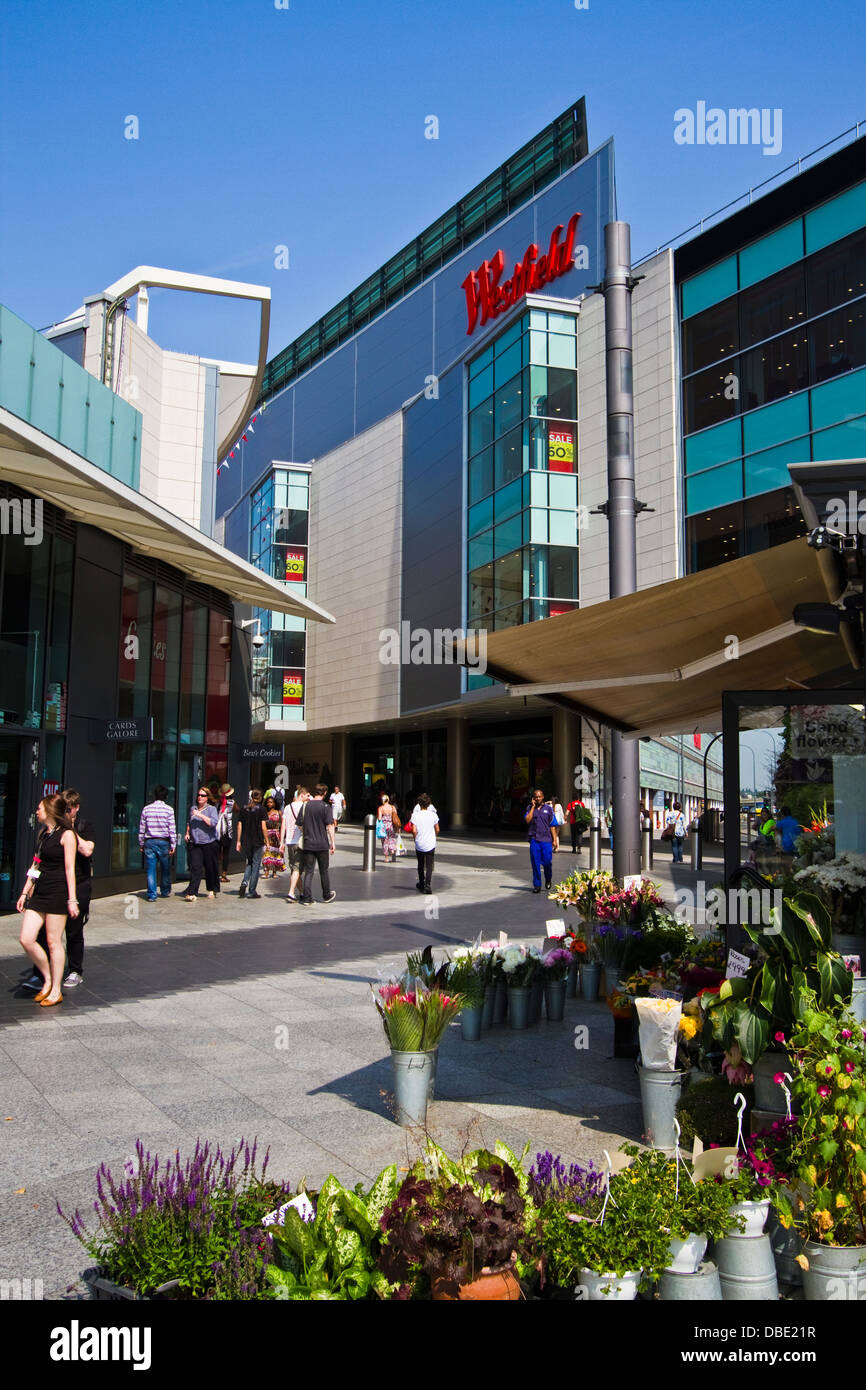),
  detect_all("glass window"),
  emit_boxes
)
[528,471,547,507]
[468,362,494,409]
[547,333,576,369]
[279,544,307,584]
[686,502,745,572]
[180,598,207,744]
[548,510,578,546]
[738,220,803,289]
[543,367,576,420]
[805,179,866,255]
[681,258,738,319]
[468,495,493,537]
[529,310,547,329]
[529,330,548,365]
[527,509,548,543]
[206,610,230,747]
[685,459,744,514]
[548,546,578,599]
[807,230,866,318]
[548,312,576,335]
[469,400,495,456]
[118,573,152,722]
[684,360,740,433]
[682,298,739,376]
[468,562,494,623]
[494,550,522,610]
[493,338,522,388]
[494,424,523,489]
[274,508,308,546]
[112,741,147,872]
[528,418,548,470]
[494,371,524,438]
[547,423,576,473]
[288,480,309,510]
[494,516,522,557]
[468,343,494,380]
[44,535,72,731]
[468,531,494,570]
[741,327,809,409]
[468,447,494,504]
[809,301,866,383]
[271,630,306,668]
[811,415,866,460]
[684,418,742,473]
[549,472,578,509]
[494,476,522,522]
[744,438,810,497]
[743,488,806,553]
[810,365,866,429]
[0,529,49,728]
[151,586,182,743]
[742,393,810,454]
[739,262,806,349]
